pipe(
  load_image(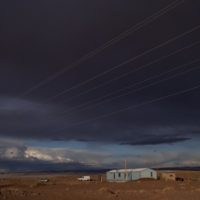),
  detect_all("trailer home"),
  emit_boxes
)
[106,168,157,182]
